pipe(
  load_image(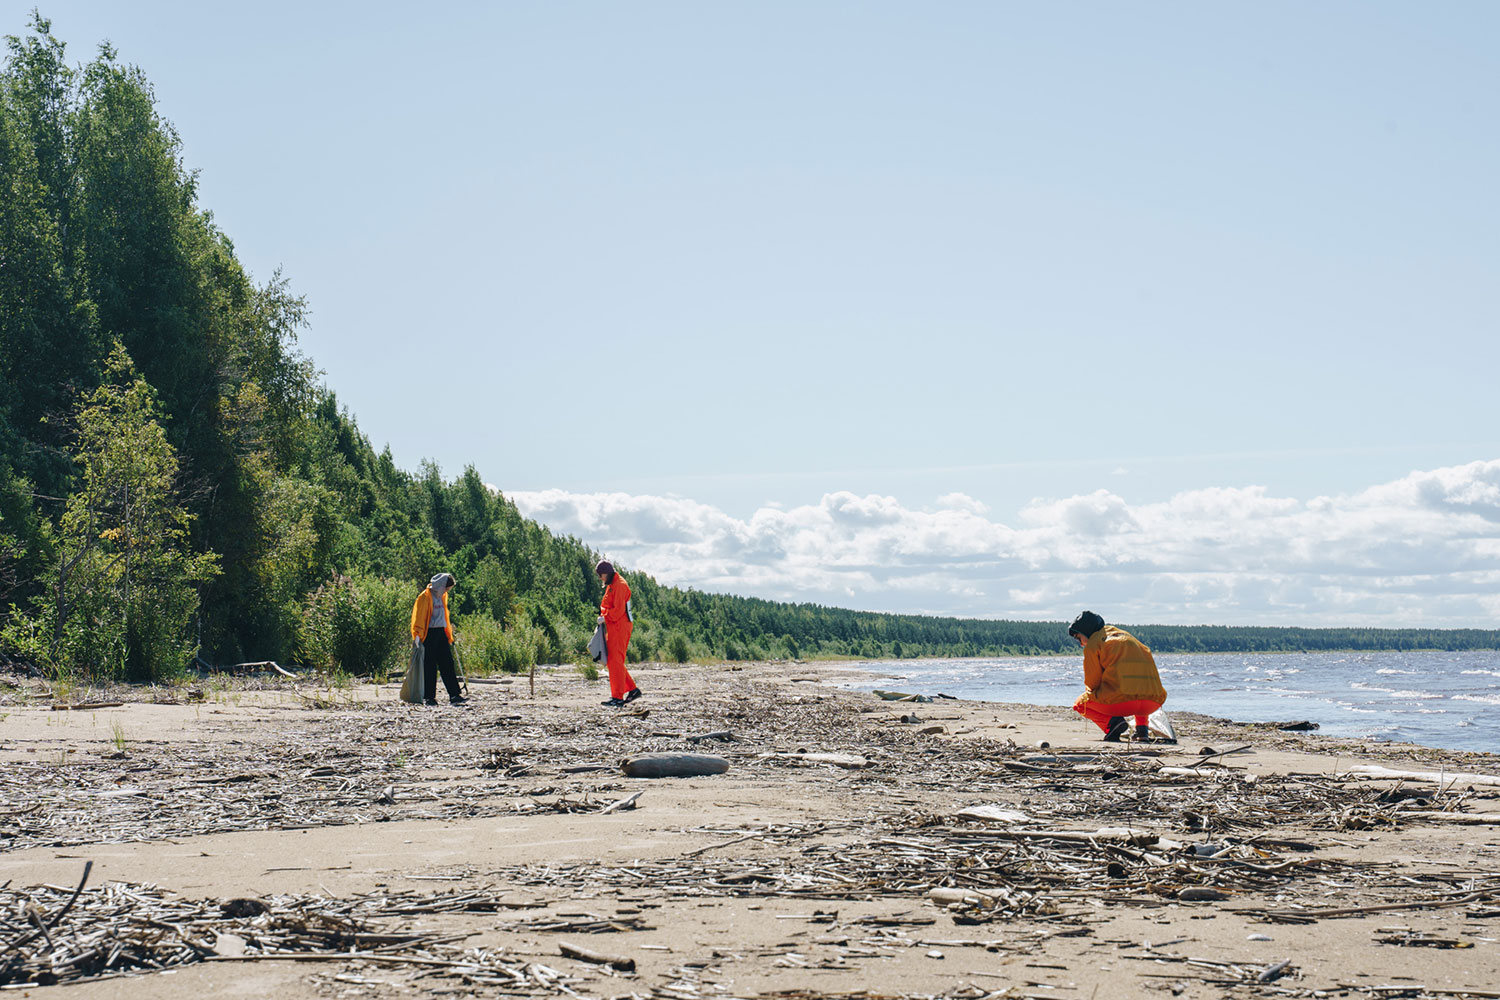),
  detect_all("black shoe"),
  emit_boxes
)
[623,688,642,703]
[424,698,438,706]
[602,697,626,707]
[1104,717,1129,742]
[450,695,468,705]
[1135,724,1151,742]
